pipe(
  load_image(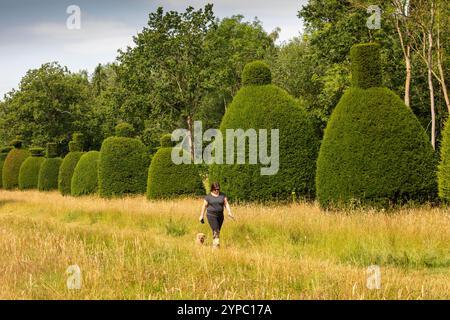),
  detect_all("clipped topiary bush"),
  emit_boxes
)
[350,43,382,89]
[438,119,450,201]
[2,137,30,190]
[209,61,321,202]
[18,147,45,190]
[147,137,205,199]
[38,143,62,191]
[316,43,437,209]
[115,123,135,138]
[0,146,13,189]
[71,151,100,196]
[58,133,84,196]
[241,60,272,86]
[98,123,149,197]
[160,134,175,148]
